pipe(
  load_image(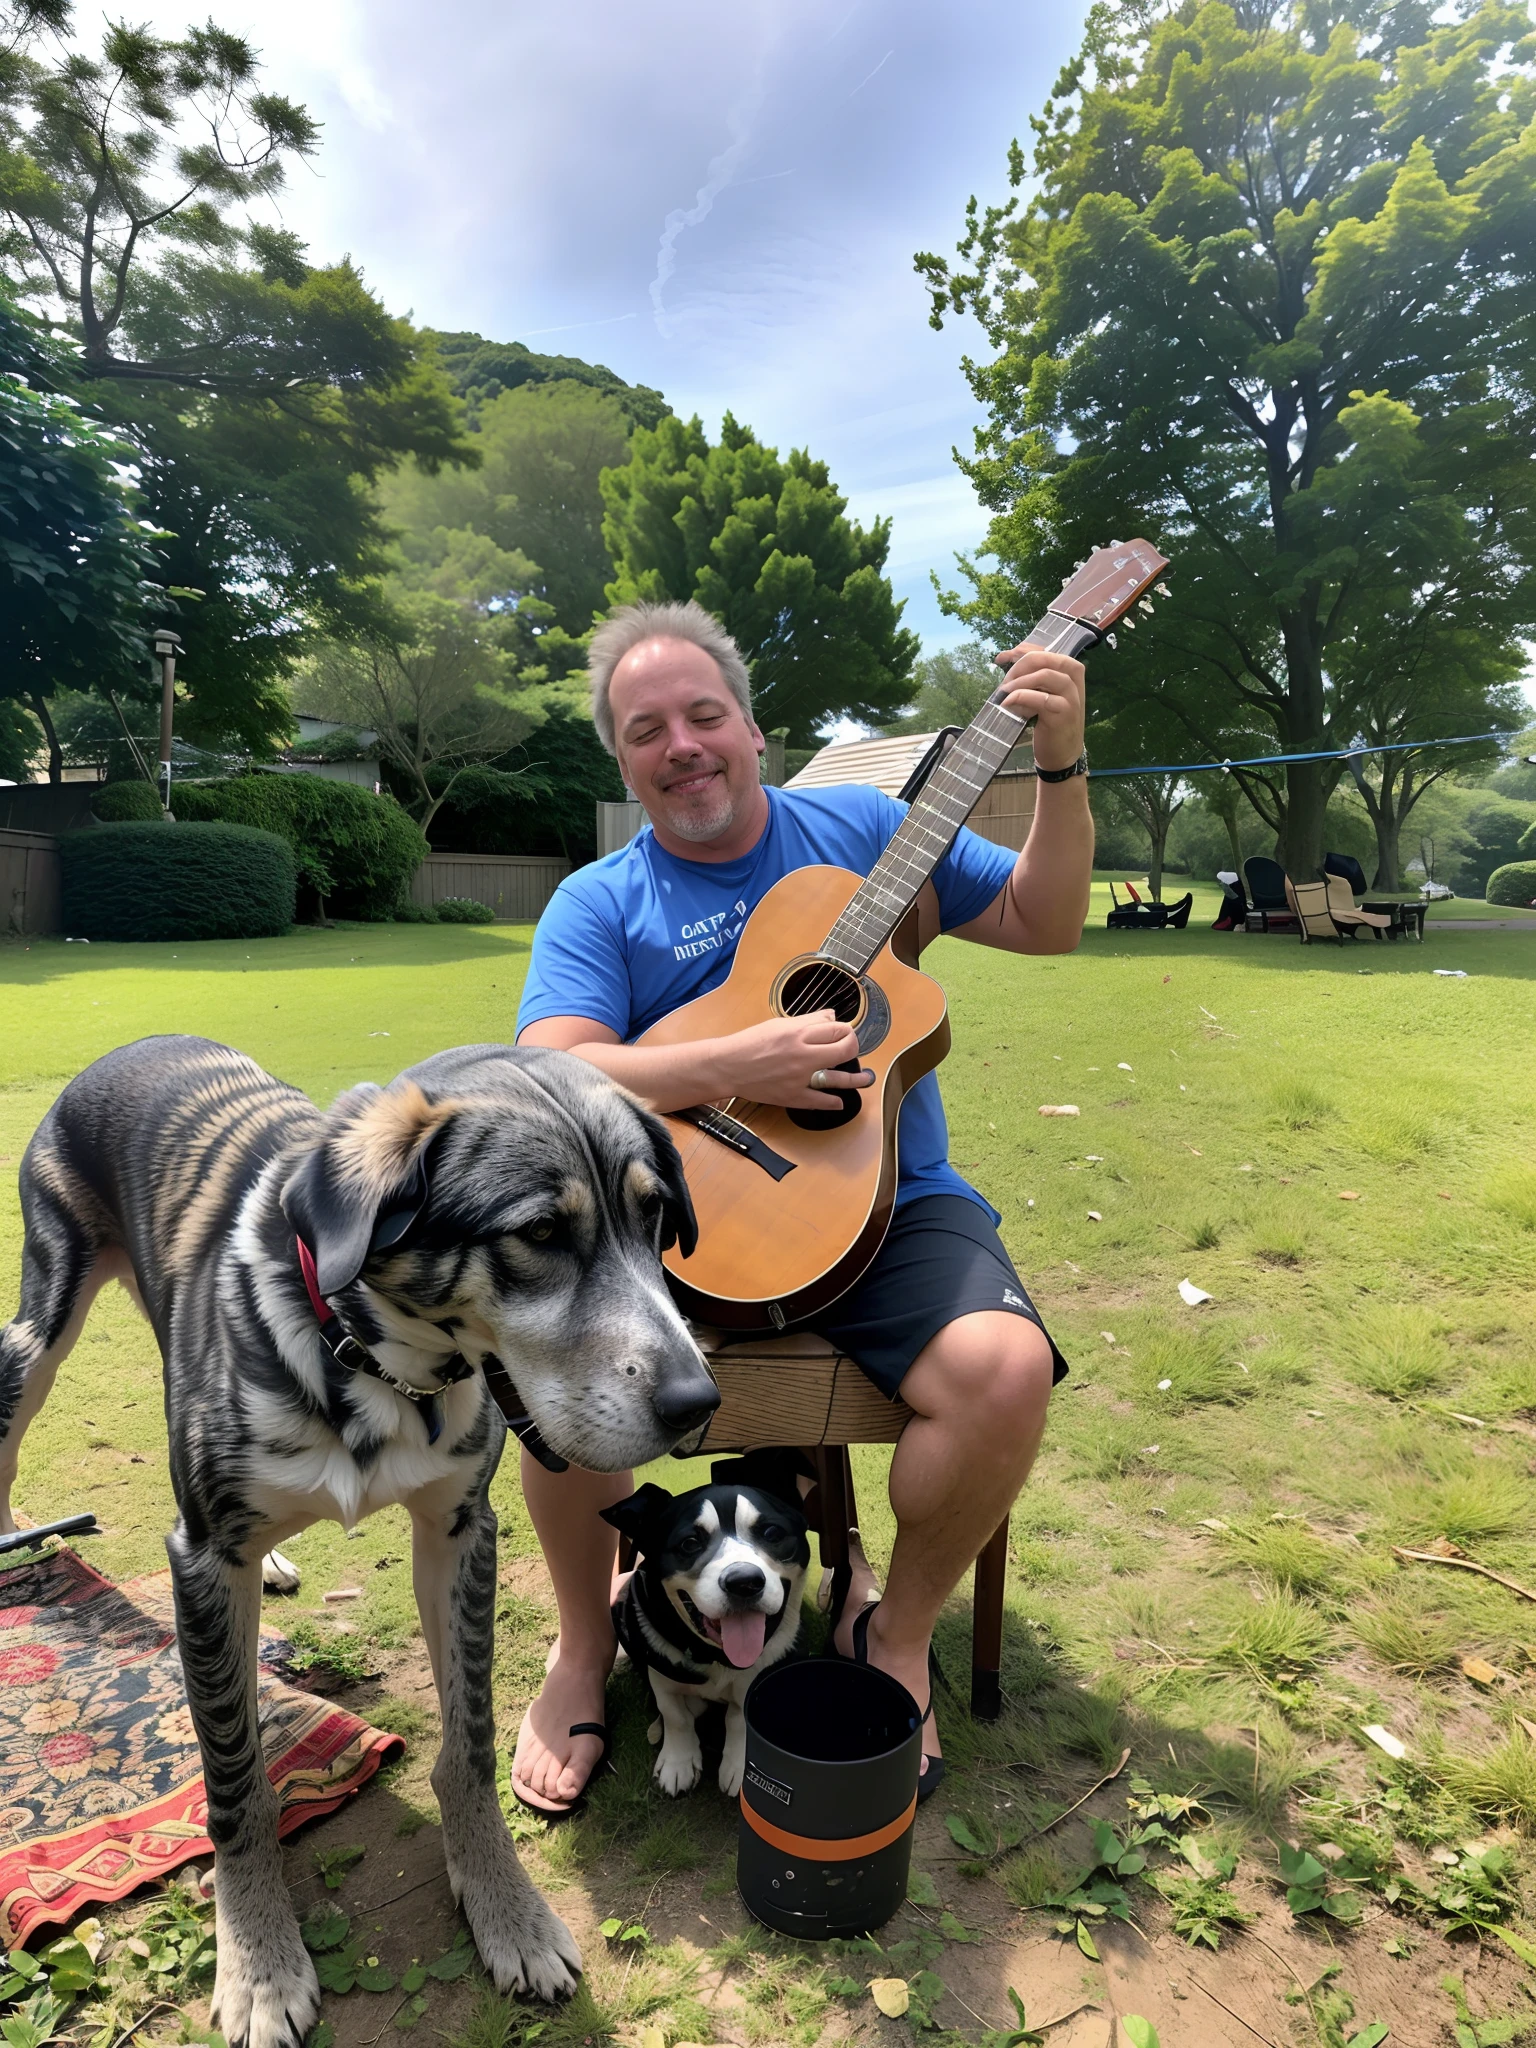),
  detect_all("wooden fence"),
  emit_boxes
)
[1,829,61,937]
[409,852,568,922]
